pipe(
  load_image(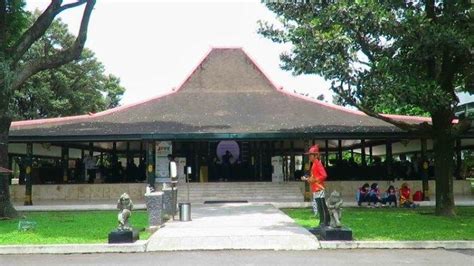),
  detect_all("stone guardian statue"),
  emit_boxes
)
[326,190,343,228]
[117,193,134,231]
